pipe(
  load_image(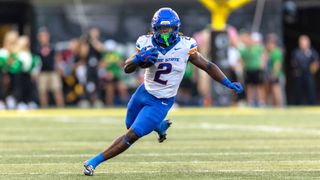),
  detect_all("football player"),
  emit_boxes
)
[84,7,243,176]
